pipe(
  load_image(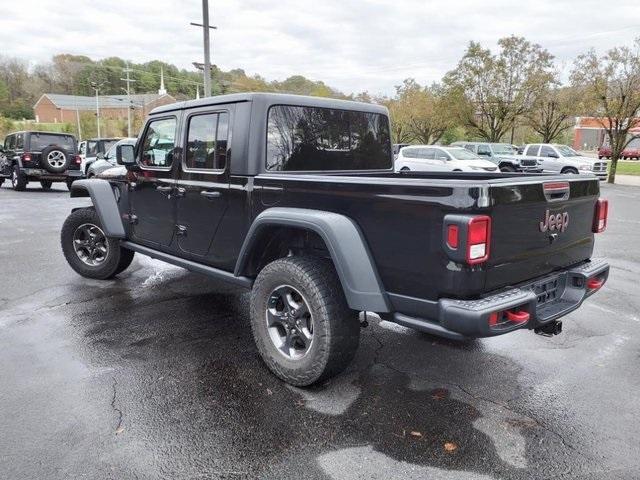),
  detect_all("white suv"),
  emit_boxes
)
[395,146,499,173]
